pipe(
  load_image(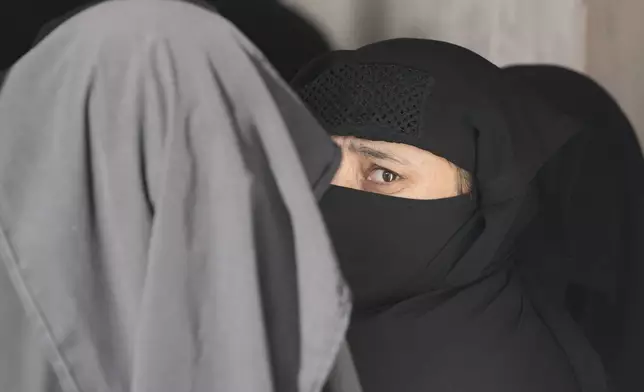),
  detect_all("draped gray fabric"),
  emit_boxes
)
[0,1,352,391]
